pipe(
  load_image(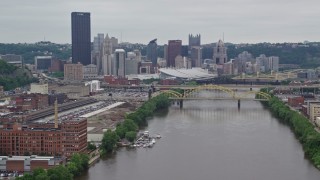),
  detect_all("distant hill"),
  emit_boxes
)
[0,41,71,64]
[0,60,37,91]
[202,42,320,68]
